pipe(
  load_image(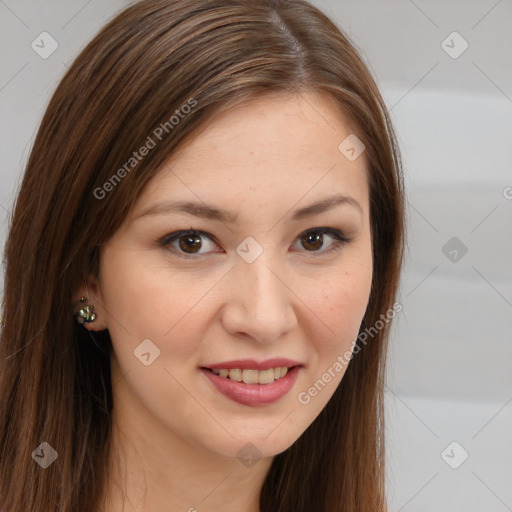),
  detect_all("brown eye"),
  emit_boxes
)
[160,229,220,257]
[178,233,203,253]
[293,228,350,254]
[301,232,324,251]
